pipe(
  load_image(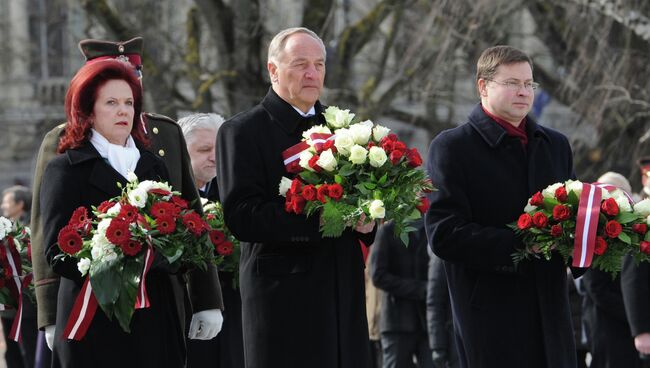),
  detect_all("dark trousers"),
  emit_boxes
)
[381,332,434,368]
